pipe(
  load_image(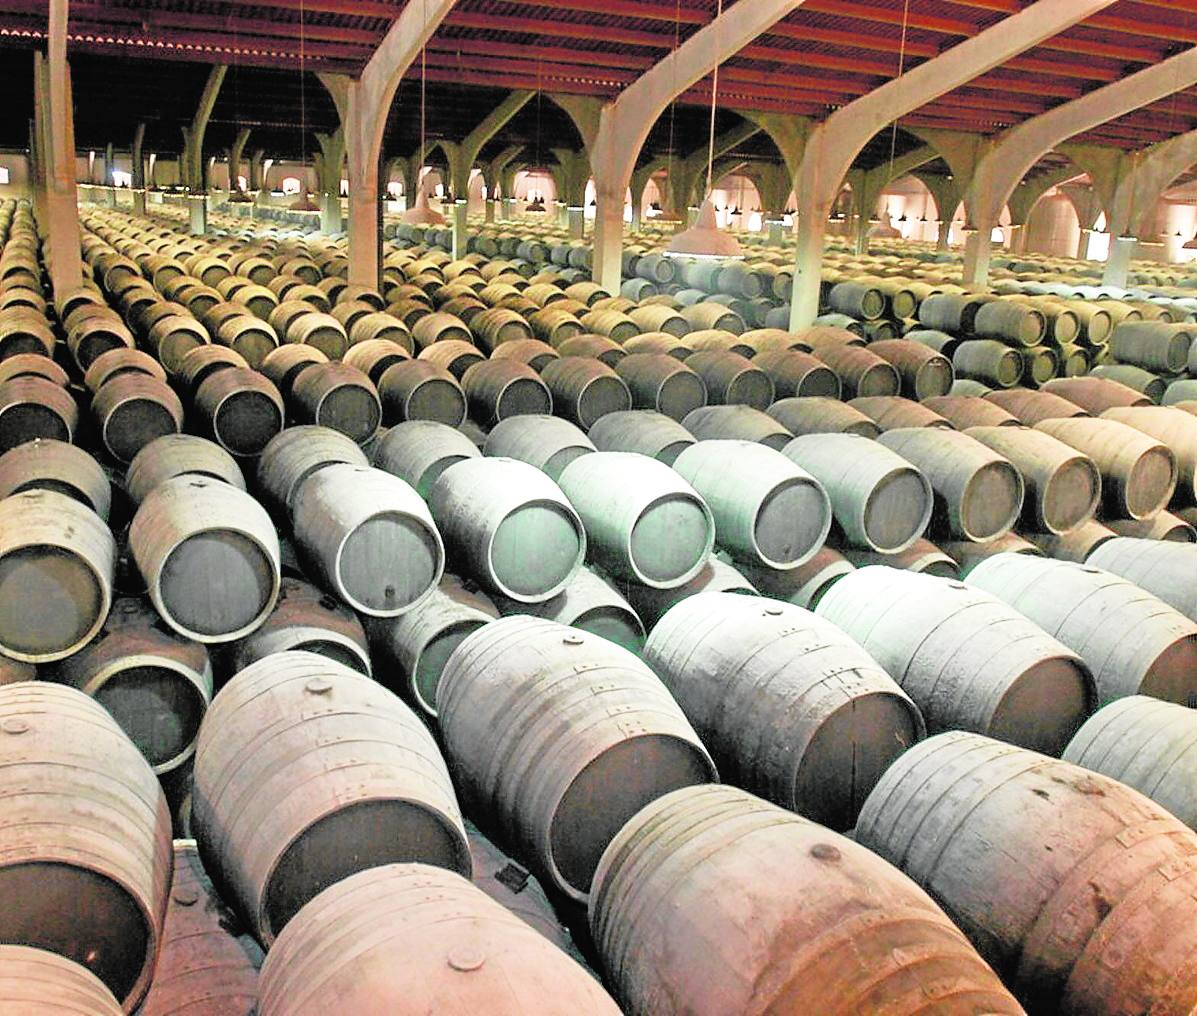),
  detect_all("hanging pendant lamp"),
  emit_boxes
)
[402,185,445,225]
